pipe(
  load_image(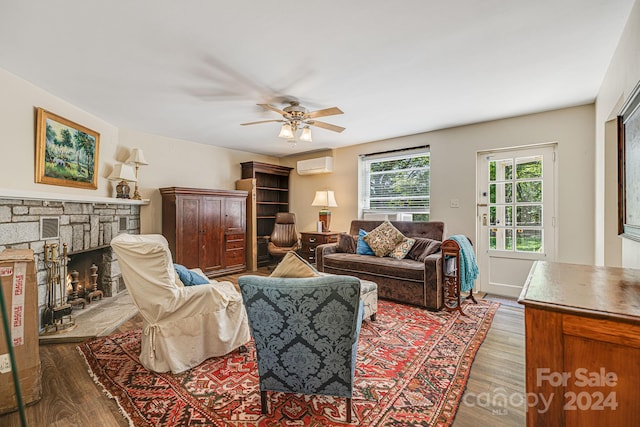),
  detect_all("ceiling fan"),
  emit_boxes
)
[241,101,345,142]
